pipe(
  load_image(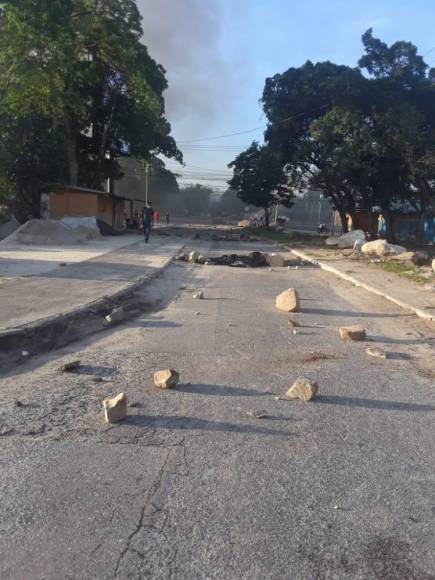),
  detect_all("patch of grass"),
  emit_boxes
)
[374,259,433,286]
